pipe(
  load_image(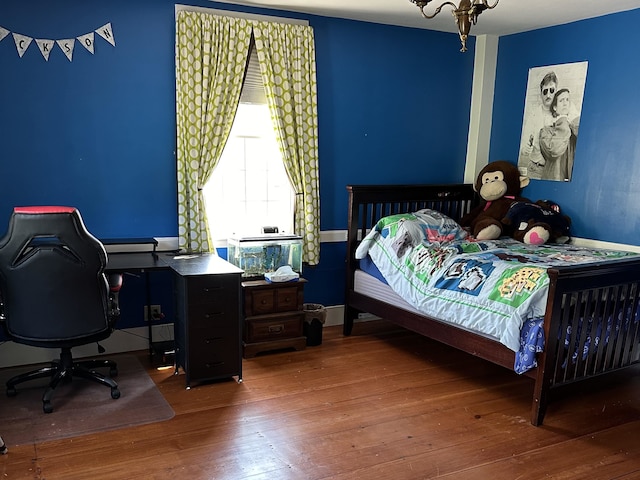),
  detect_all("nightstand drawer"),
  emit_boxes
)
[245,312,304,343]
[276,286,299,311]
[249,289,276,315]
[244,281,305,316]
